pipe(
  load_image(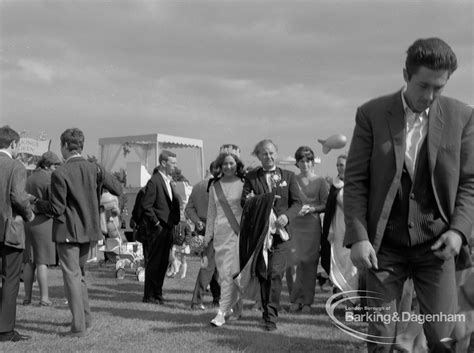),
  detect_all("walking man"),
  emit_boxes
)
[186,161,221,310]
[344,38,473,352]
